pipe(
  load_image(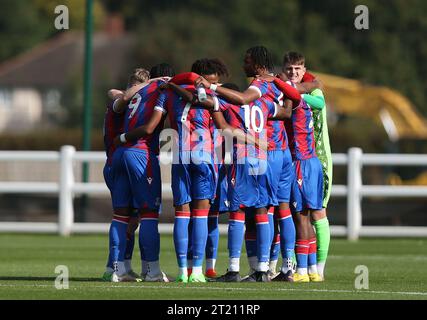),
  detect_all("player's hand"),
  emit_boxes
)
[126,216,140,239]
[194,76,210,89]
[108,89,124,100]
[150,76,172,83]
